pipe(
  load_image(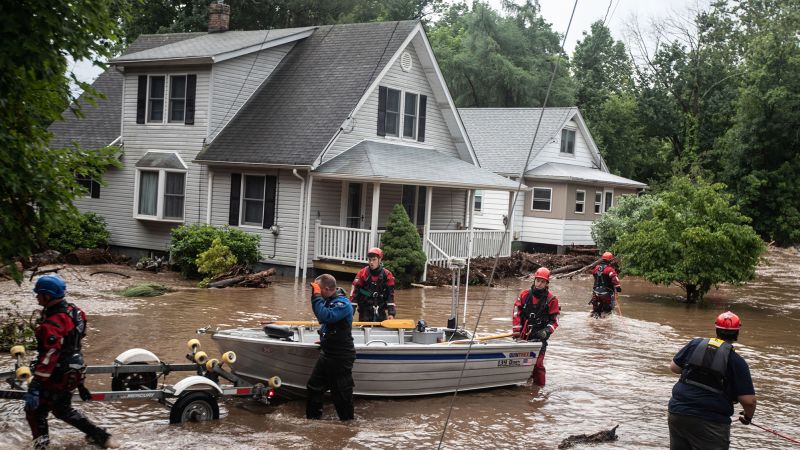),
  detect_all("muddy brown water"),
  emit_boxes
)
[1,249,798,449]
